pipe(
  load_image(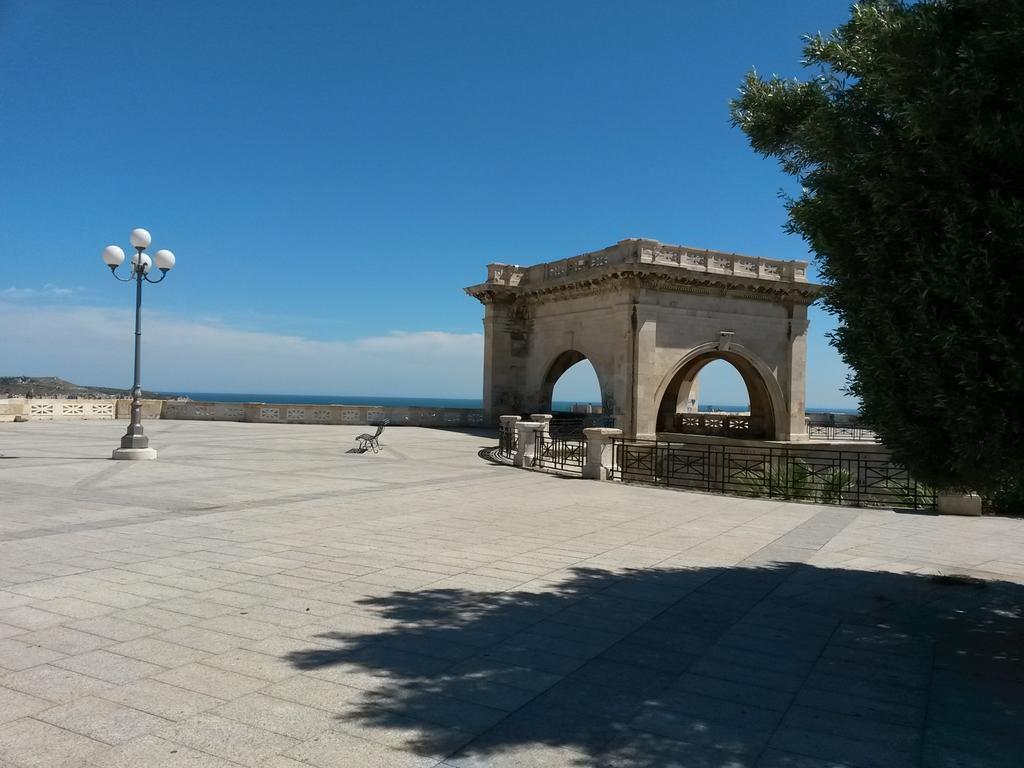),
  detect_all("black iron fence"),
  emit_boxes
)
[610,439,934,509]
[498,426,518,460]
[807,423,878,442]
[541,413,616,437]
[549,415,586,438]
[534,433,586,473]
